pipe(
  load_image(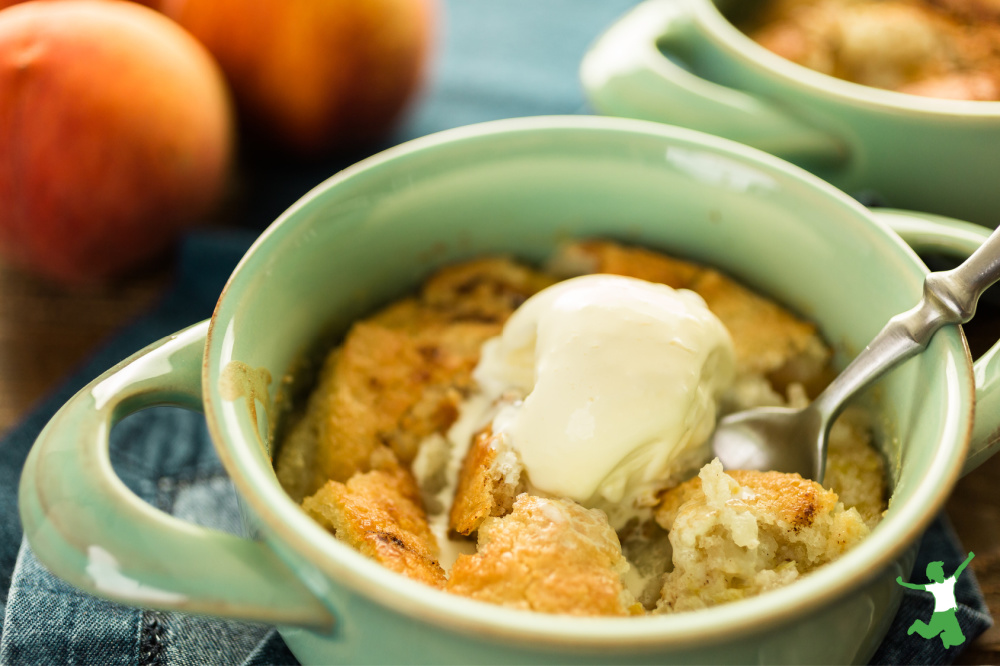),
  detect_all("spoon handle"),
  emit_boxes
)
[939,223,1000,313]
[812,225,1000,422]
